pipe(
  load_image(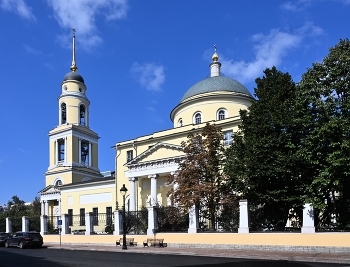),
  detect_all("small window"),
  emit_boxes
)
[106,207,112,226]
[55,180,62,186]
[81,140,89,165]
[80,208,85,226]
[127,150,133,162]
[194,113,202,124]
[57,139,65,162]
[224,131,233,146]
[68,209,73,226]
[79,104,86,126]
[93,208,98,226]
[218,109,226,120]
[61,103,67,124]
[178,119,183,127]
